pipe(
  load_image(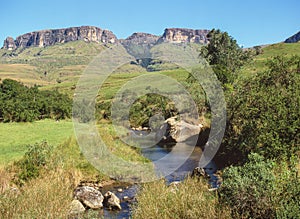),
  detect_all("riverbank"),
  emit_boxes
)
[0,121,151,218]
